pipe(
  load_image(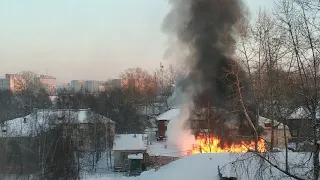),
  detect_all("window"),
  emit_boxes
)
[124,159,129,166]
[121,153,129,165]
[264,123,272,128]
